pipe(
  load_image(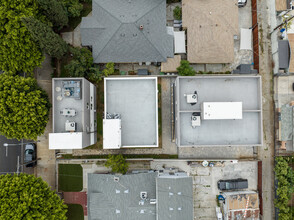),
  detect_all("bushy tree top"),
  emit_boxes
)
[0,173,67,219]
[0,0,44,74]
[0,74,51,140]
[105,155,129,175]
[177,60,195,76]
[22,17,68,59]
[37,0,68,29]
